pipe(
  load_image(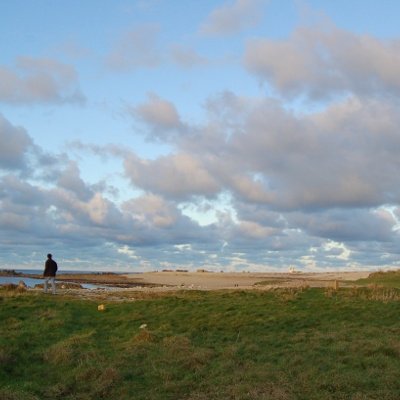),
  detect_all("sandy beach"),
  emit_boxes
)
[1,270,374,297]
[124,270,372,291]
